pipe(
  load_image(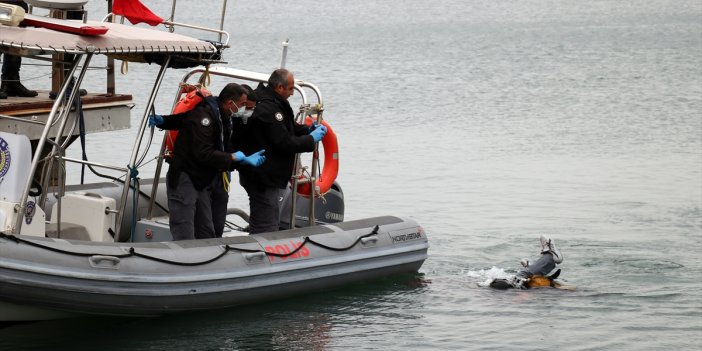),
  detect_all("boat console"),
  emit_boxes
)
[0,132,45,236]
